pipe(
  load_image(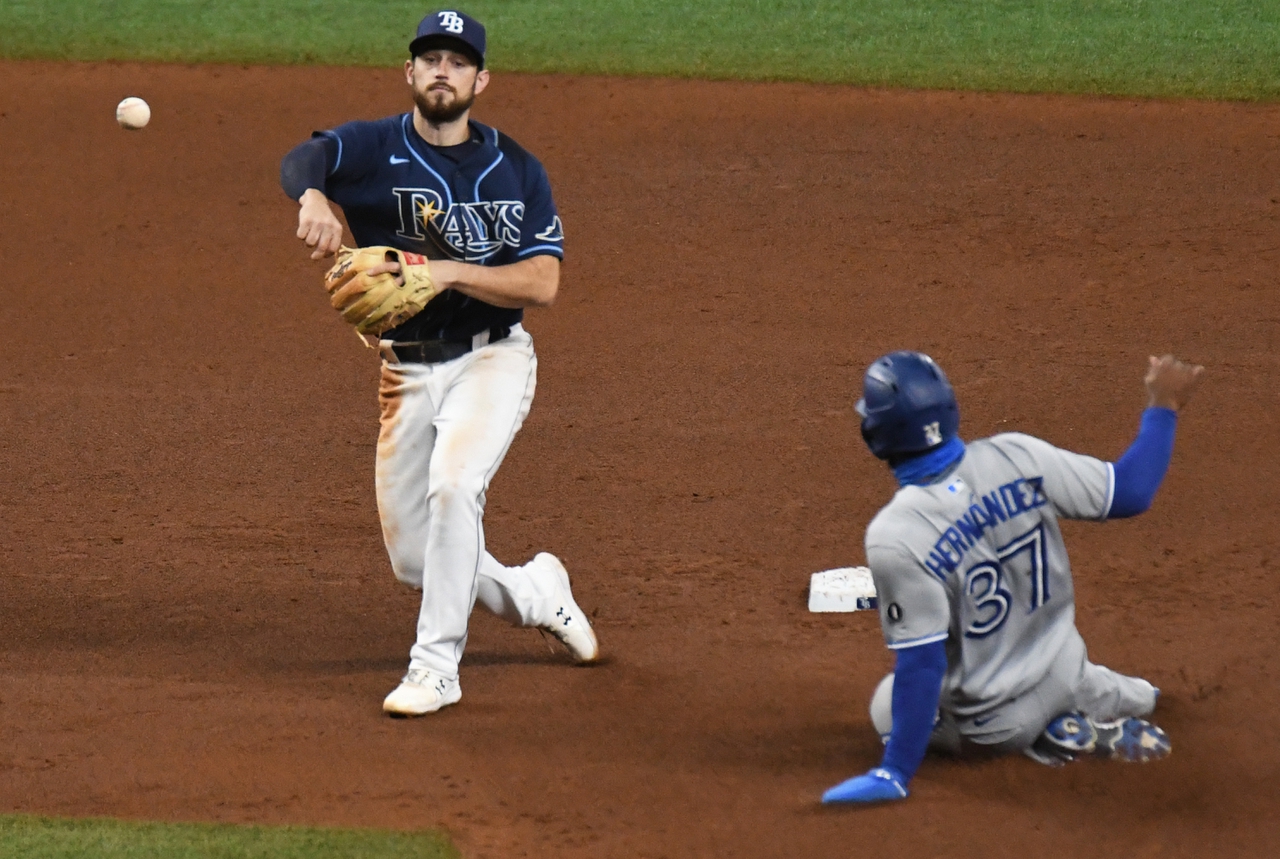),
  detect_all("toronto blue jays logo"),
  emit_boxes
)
[391,187,524,262]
